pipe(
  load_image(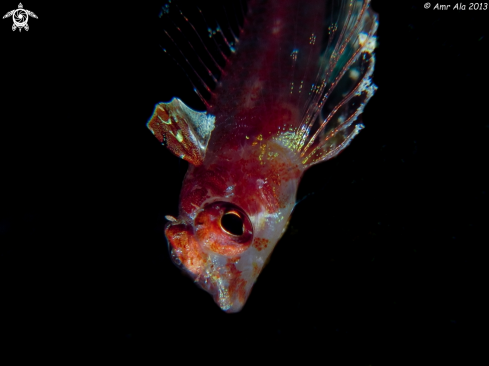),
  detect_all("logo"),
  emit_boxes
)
[3,3,37,32]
